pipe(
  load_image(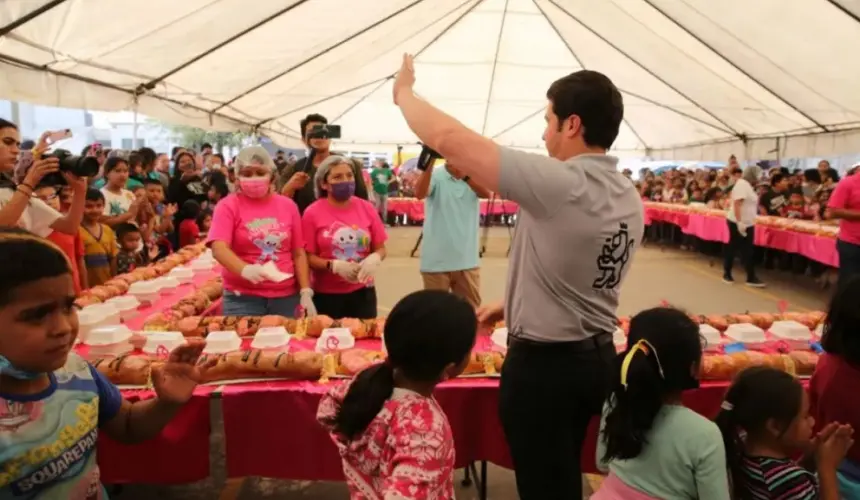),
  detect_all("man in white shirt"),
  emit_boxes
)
[724,165,765,287]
